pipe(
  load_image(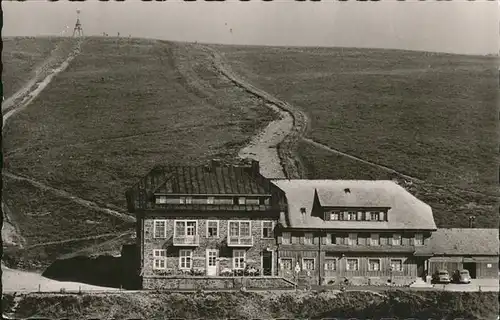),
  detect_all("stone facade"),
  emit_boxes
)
[141,213,279,282]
